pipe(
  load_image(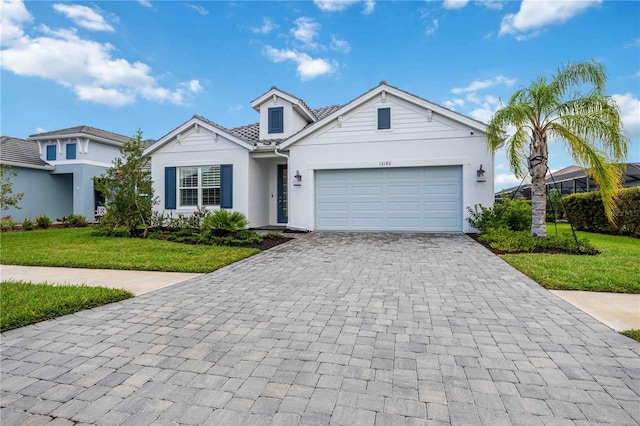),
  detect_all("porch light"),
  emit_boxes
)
[476,164,486,182]
[294,170,302,186]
